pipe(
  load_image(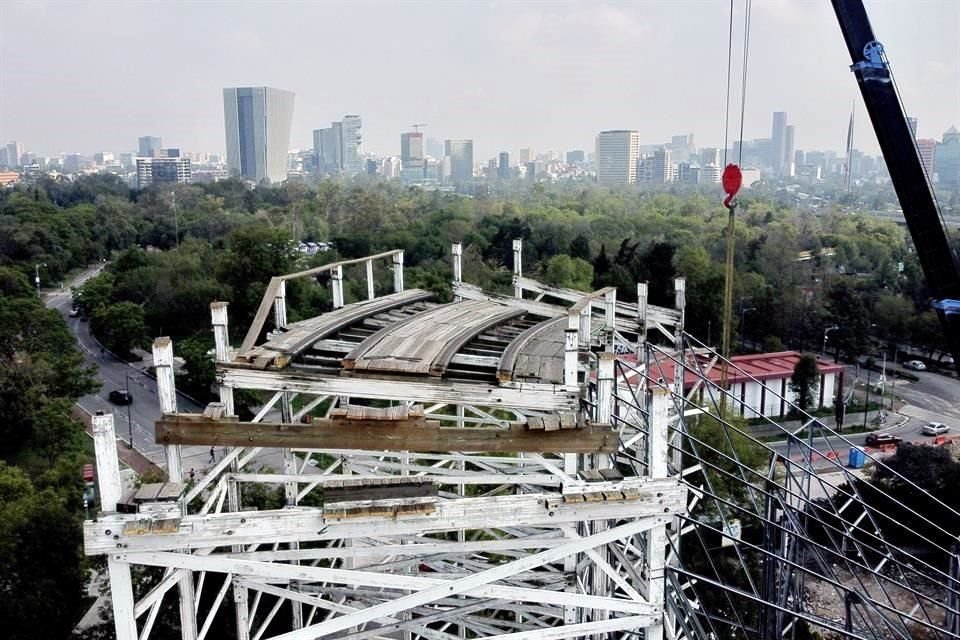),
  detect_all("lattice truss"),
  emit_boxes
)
[84,242,689,640]
[84,242,960,640]
[630,336,960,639]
